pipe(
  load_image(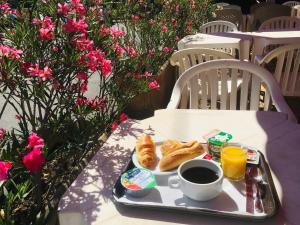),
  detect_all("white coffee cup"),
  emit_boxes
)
[168,159,223,201]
